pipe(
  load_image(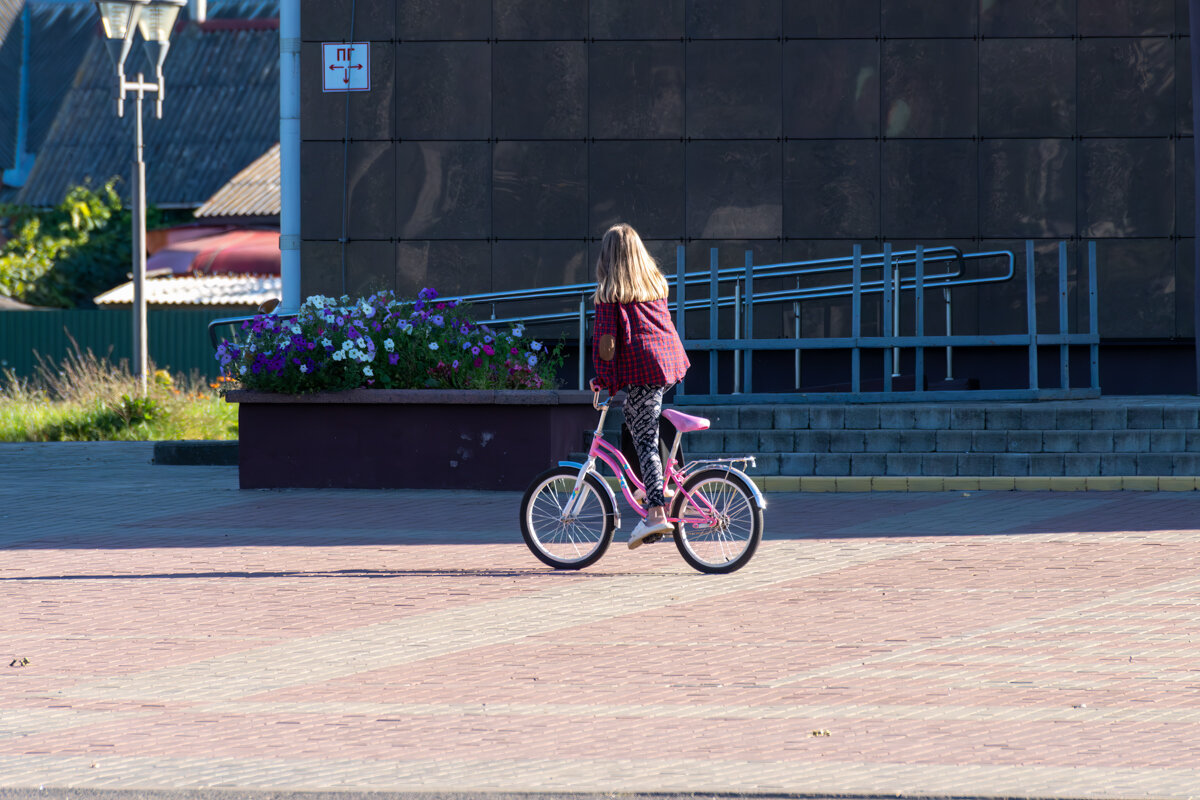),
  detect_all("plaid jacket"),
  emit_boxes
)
[593,297,690,393]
